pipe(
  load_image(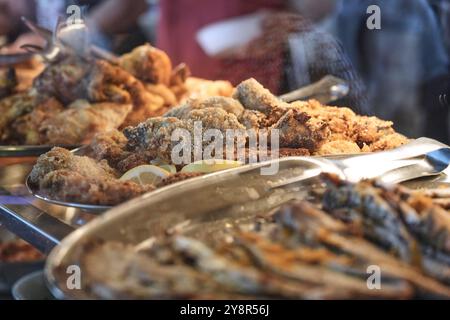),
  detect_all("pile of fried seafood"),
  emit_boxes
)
[78,174,450,299]
[29,78,408,206]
